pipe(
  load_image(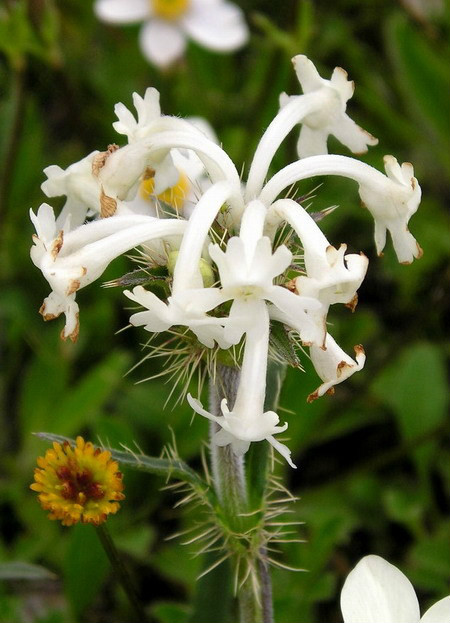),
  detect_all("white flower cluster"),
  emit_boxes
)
[31,56,422,467]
